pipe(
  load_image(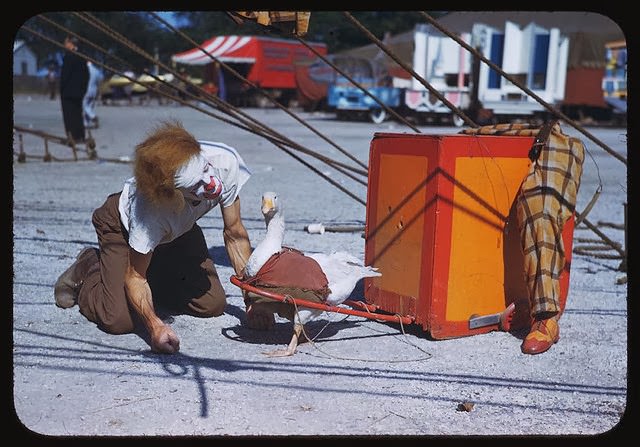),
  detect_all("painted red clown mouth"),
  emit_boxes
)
[203,176,222,199]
